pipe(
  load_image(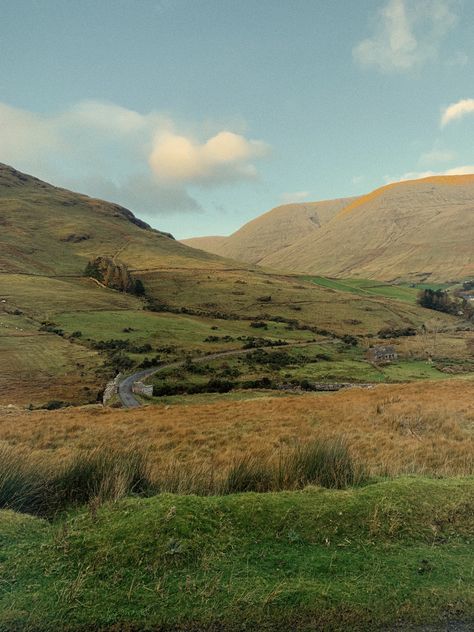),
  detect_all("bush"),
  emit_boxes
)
[250,321,268,329]
[378,327,416,339]
[43,400,69,410]
[246,348,293,368]
[341,334,358,346]
[131,279,146,297]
